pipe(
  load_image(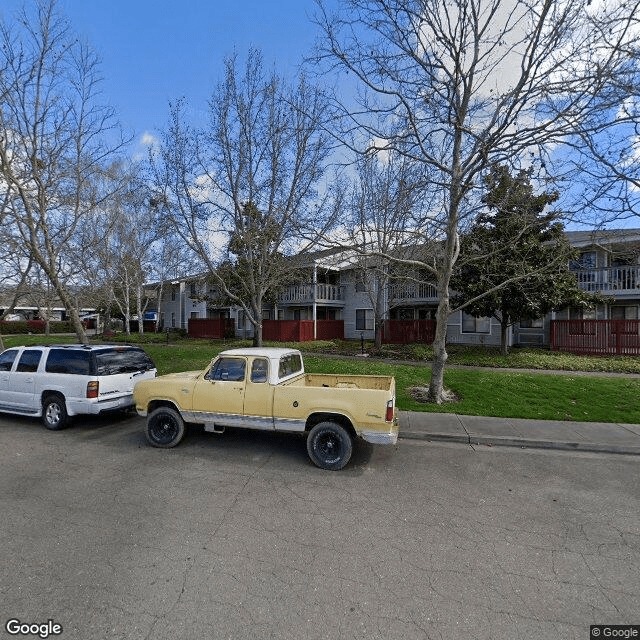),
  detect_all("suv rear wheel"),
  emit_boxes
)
[42,394,69,430]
